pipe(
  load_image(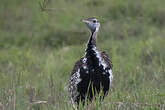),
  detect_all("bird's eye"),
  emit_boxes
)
[93,20,96,23]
